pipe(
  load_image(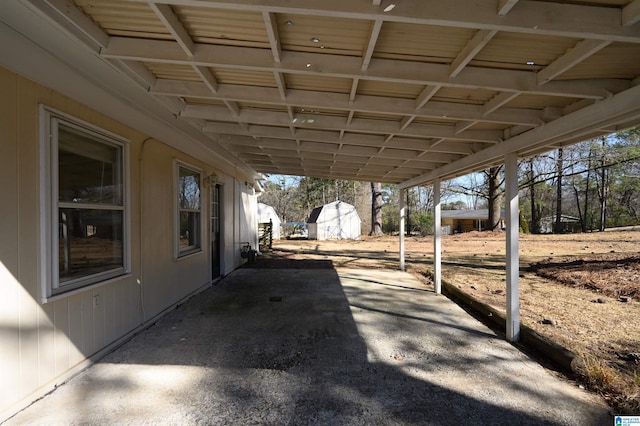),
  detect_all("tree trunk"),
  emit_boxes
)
[405,189,411,236]
[487,166,503,230]
[554,148,563,233]
[574,184,585,232]
[370,182,384,236]
[583,145,592,232]
[529,159,540,234]
[599,138,608,232]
